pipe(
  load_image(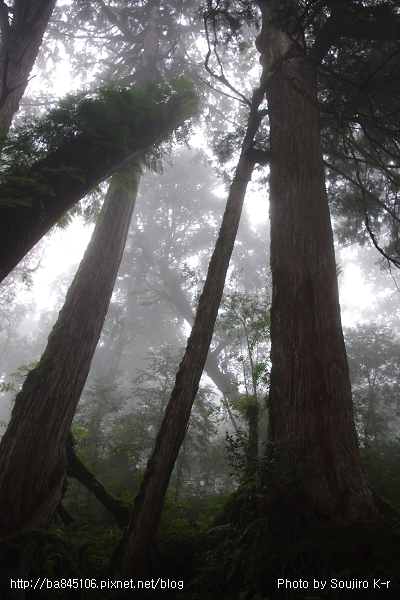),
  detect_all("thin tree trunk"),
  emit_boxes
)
[244,402,259,482]
[0,0,55,137]
[259,0,375,518]
[109,84,267,587]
